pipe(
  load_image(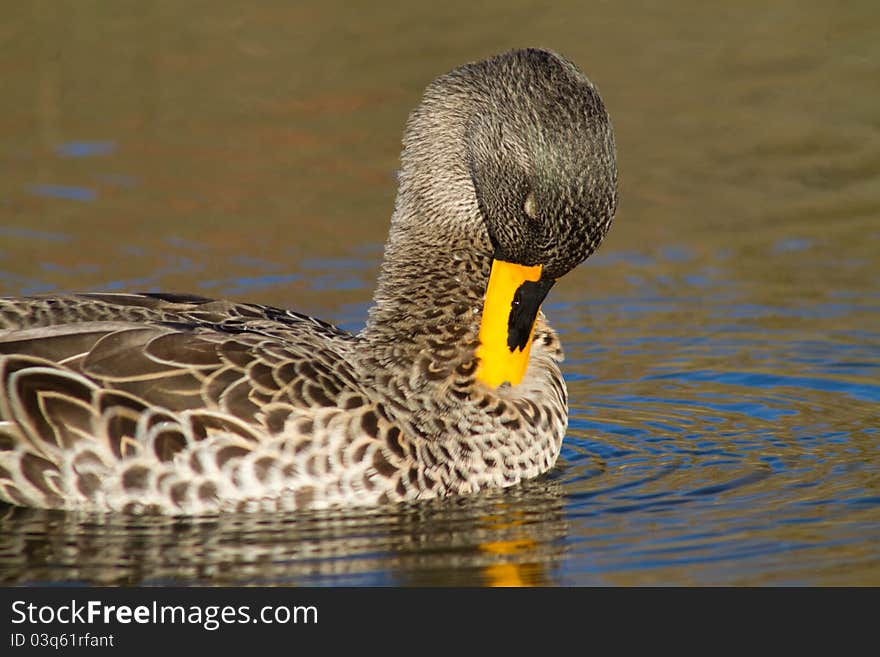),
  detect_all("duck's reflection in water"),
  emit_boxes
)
[0,477,567,586]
